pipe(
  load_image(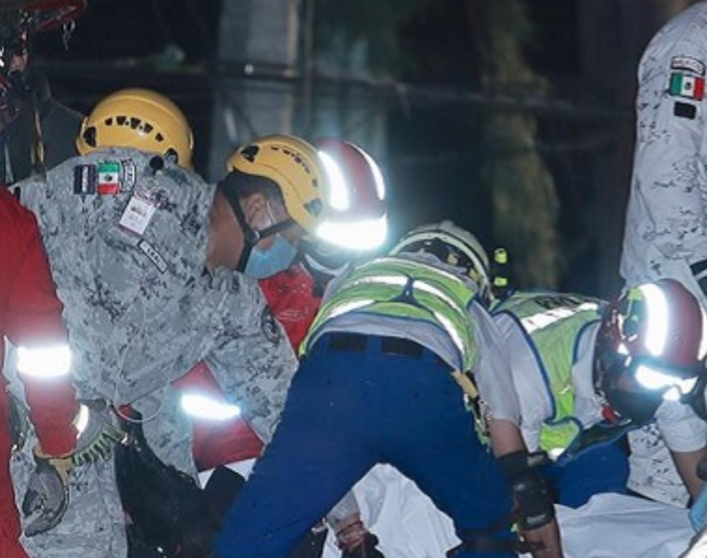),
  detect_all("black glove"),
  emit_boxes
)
[21,447,71,537]
[498,450,555,531]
